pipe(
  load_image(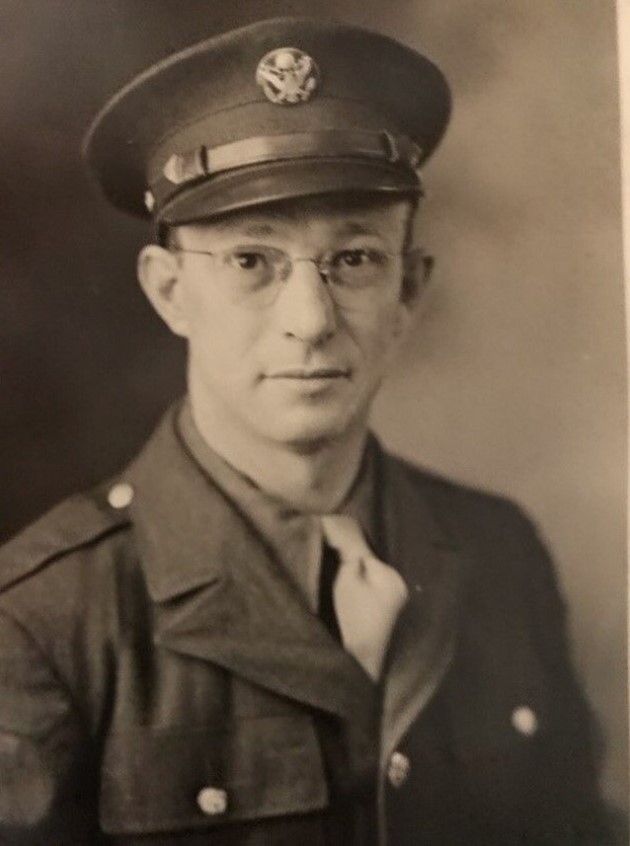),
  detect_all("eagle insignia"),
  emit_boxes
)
[256,47,320,105]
